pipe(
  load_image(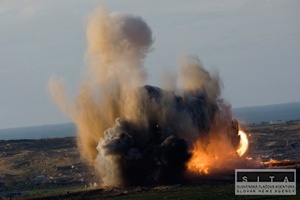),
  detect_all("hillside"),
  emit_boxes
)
[0,123,76,140]
[233,102,300,124]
